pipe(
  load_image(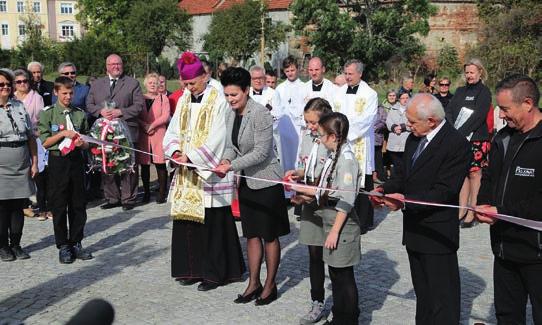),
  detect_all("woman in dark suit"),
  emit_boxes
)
[214,67,290,306]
